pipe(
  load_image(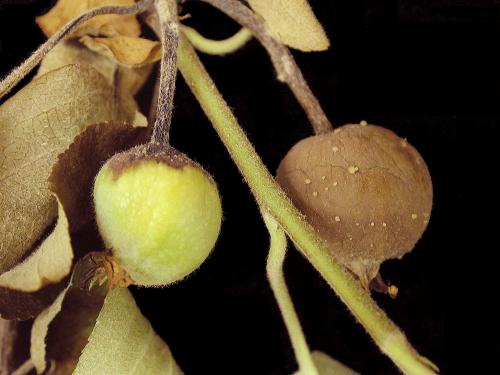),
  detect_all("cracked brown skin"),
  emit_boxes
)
[276,124,433,287]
